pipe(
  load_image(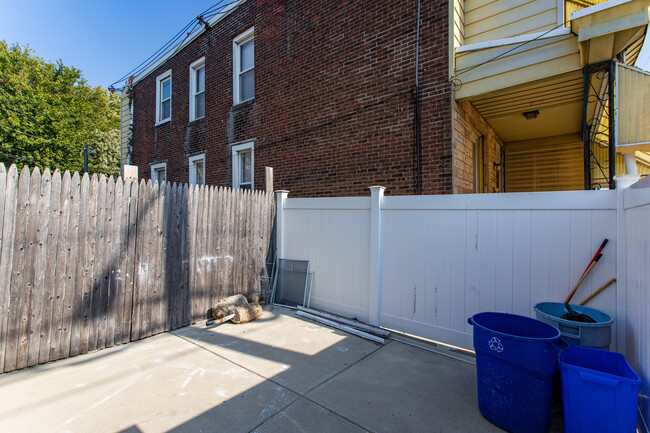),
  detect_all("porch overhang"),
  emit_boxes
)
[466,71,584,143]
[453,0,649,101]
[571,0,650,65]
